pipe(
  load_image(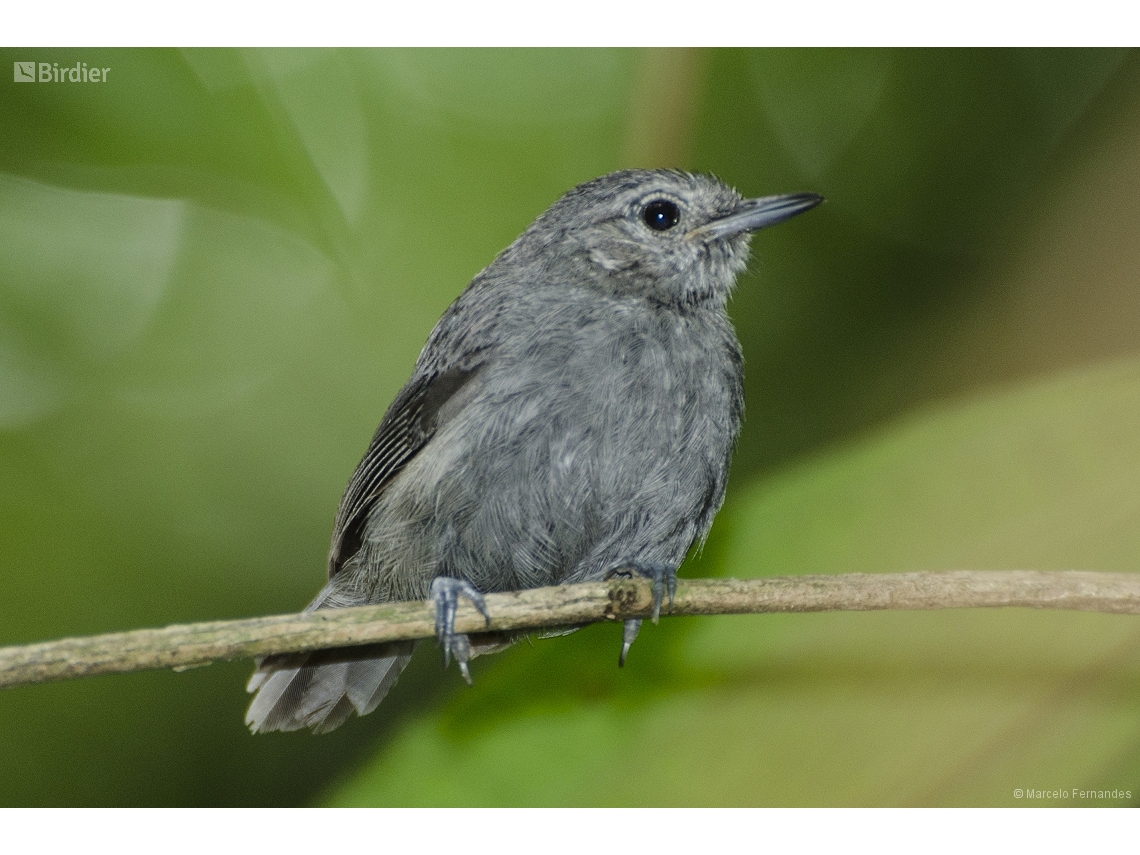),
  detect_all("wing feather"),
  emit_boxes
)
[327,360,485,576]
